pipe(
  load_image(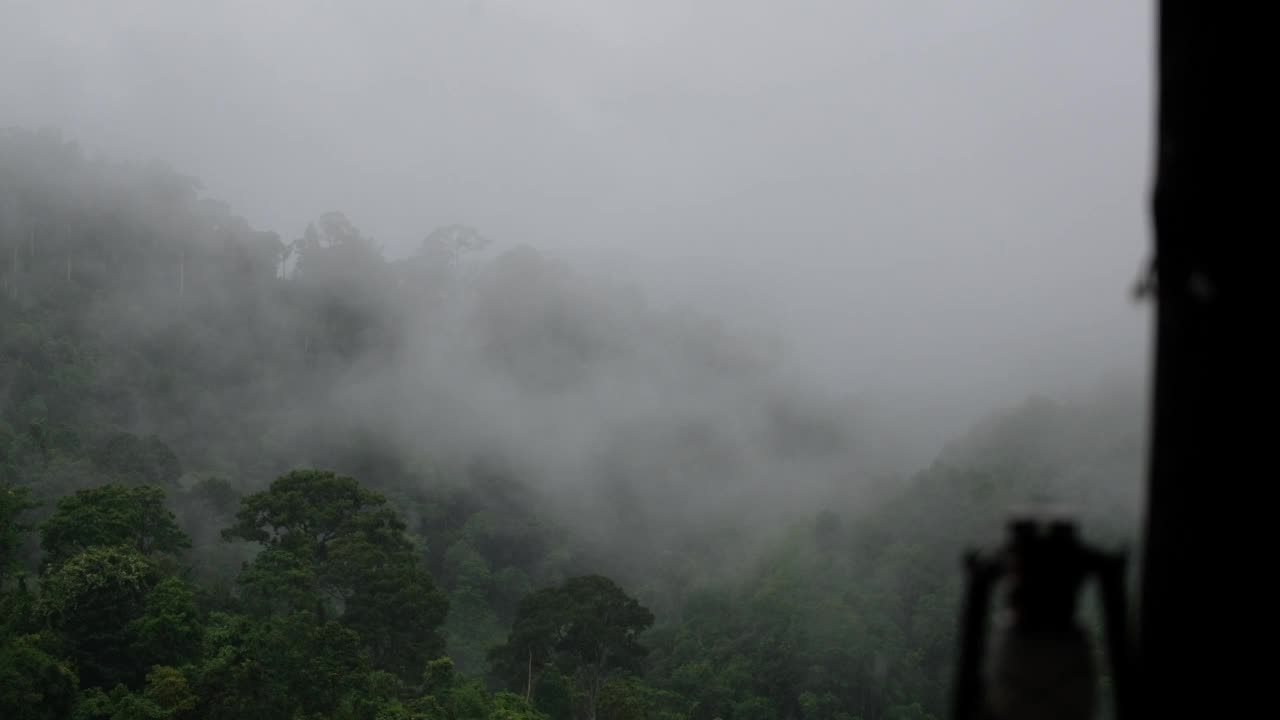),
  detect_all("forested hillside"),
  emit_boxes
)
[1,129,1143,720]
